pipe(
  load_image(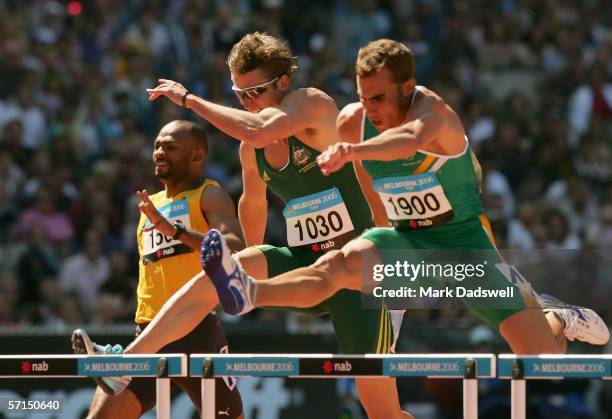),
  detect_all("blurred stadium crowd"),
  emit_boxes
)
[0,0,611,334]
